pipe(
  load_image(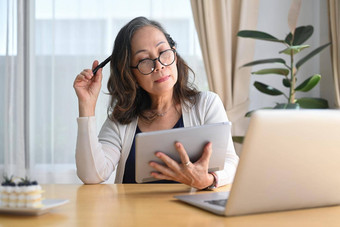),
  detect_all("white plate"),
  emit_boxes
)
[0,199,69,216]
